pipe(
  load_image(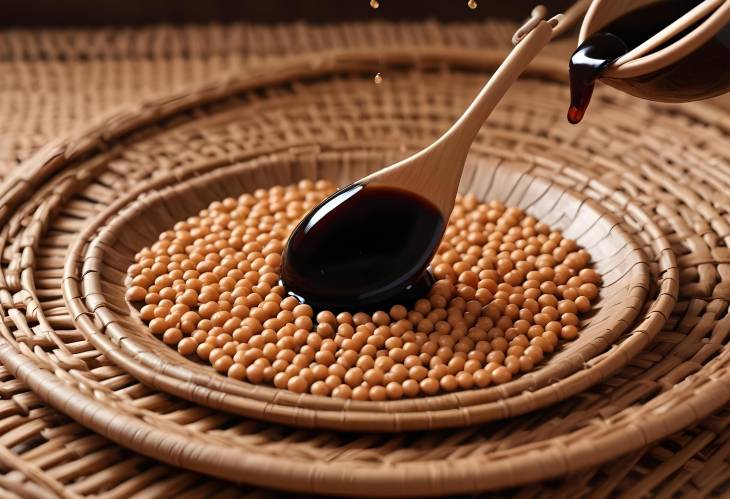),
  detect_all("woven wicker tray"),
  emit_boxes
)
[69,143,651,431]
[4,44,728,496]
